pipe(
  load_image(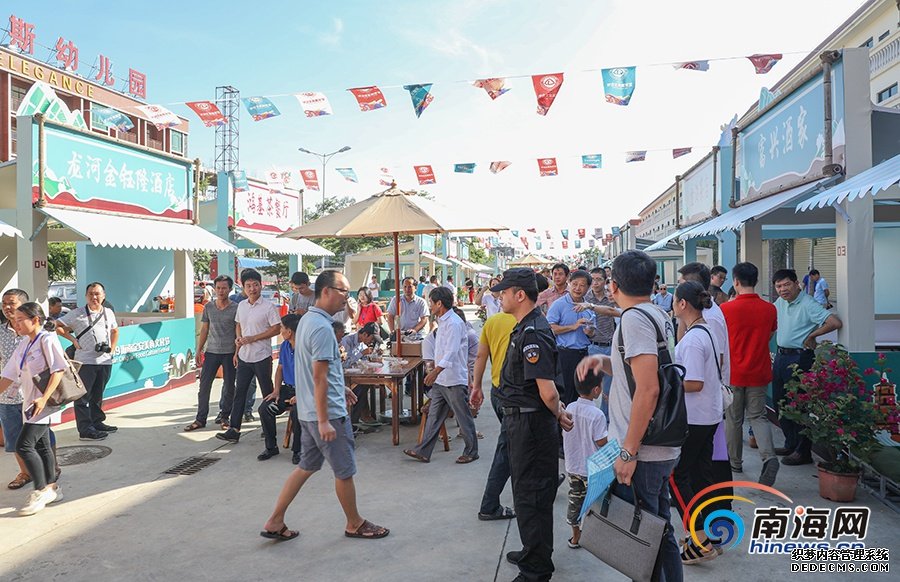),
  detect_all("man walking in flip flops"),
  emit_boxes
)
[261,270,389,542]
